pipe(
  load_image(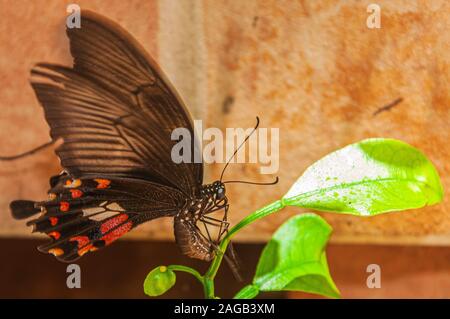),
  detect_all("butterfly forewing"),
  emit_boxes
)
[31,10,202,196]
[65,10,203,195]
